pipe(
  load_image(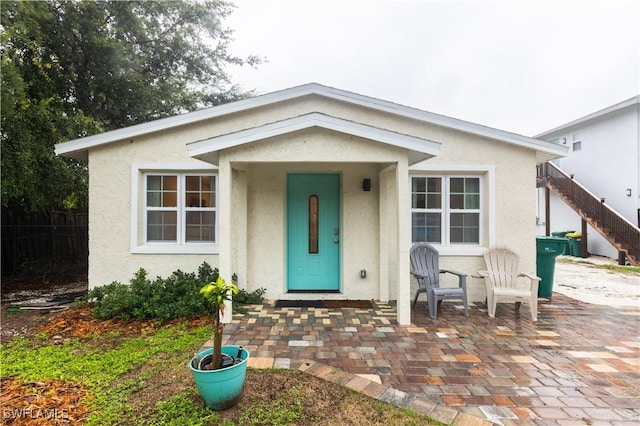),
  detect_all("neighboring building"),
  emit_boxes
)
[55,83,566,324]
[535,96,640,259]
